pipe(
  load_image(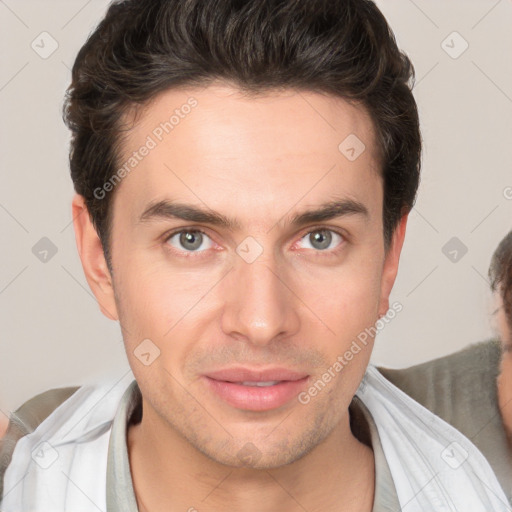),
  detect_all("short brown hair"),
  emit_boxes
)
[63,0,421,271]
[489,231,512,334]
